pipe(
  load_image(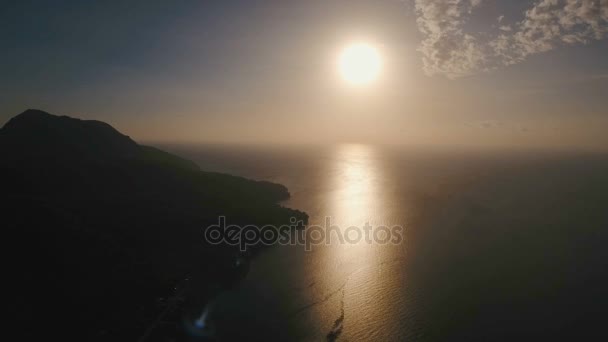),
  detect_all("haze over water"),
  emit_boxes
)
[159,143,608,341]
[2,1,607,340]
